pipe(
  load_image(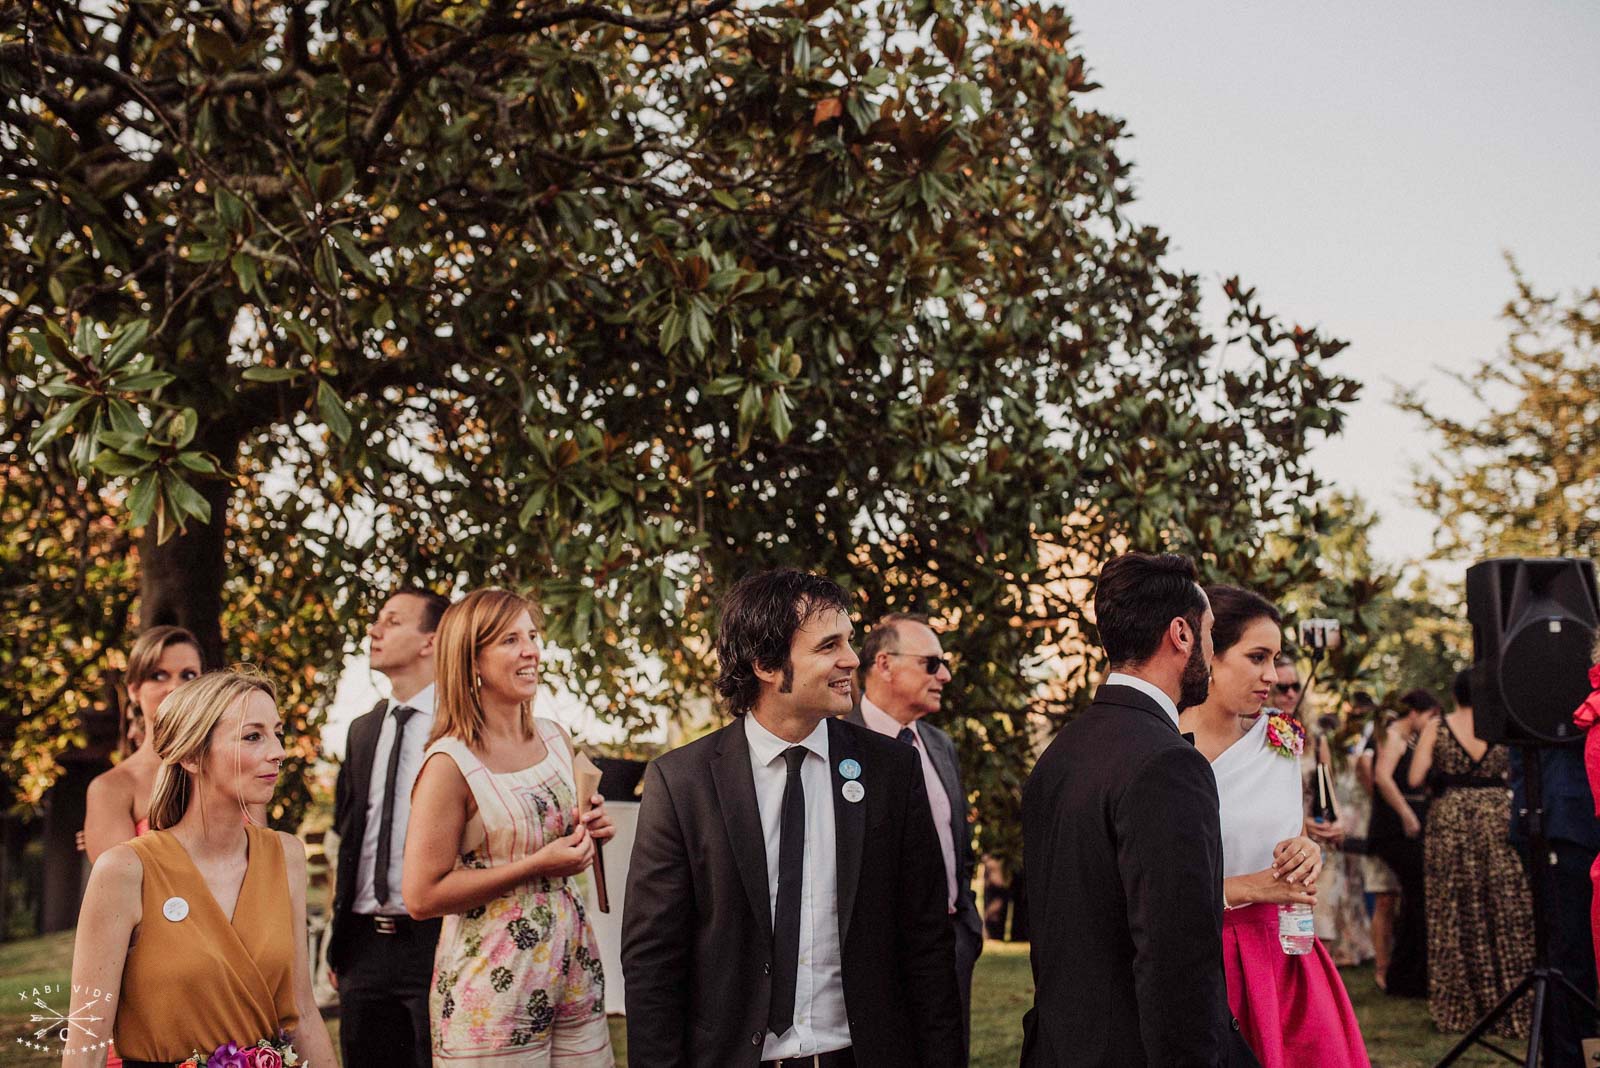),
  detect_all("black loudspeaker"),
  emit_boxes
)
[1466,557,1599,744]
